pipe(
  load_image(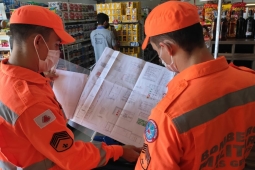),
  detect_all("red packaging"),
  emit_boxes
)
[78,12,83,20]
[74,12,79,20]
[77,4,82,12]
[69,3,74,11]
[69,12,75,20]
[231,2,246,13]
[62,2,68,11]
[62,11,69,20]
[74,3,78,12]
